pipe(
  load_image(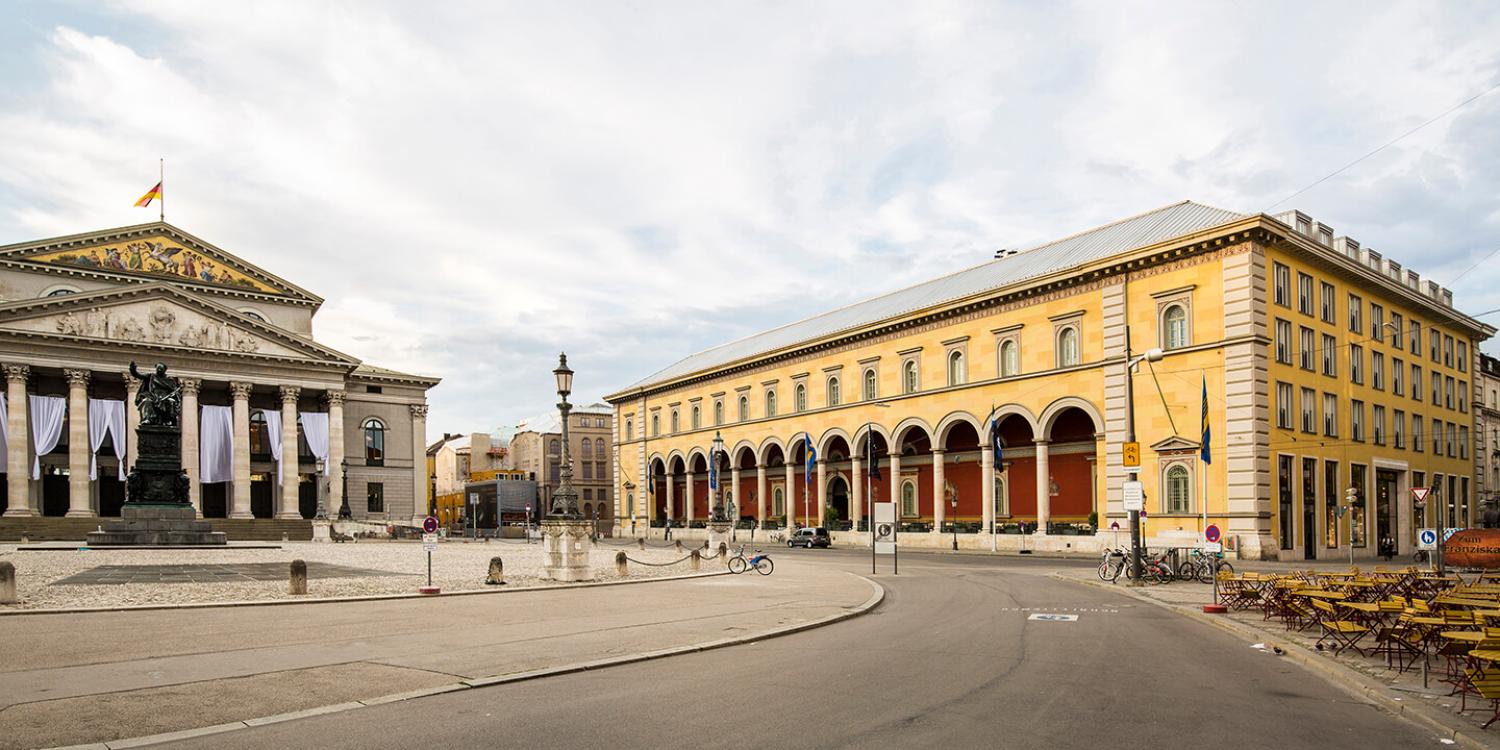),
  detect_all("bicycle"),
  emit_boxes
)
[768,531,786,544]
[1176,549,1235,583]
[728,545,774,575]
[1098,548,1128,582]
